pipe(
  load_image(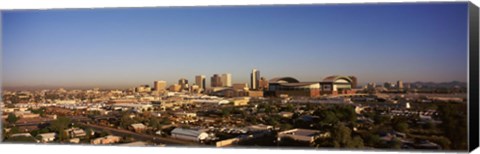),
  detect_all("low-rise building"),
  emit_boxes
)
[130,123,147,132]
[37,133,56,143]
[170,128,209,142]
[119,141,149,147]
[174,112,197,118]
[69,138,80,144]
[278,111,294,118]
[245,124,273,133]
[91,135,122,145]
[65,128,87,138]
[231,97,249,106]
[277,128,322,143]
